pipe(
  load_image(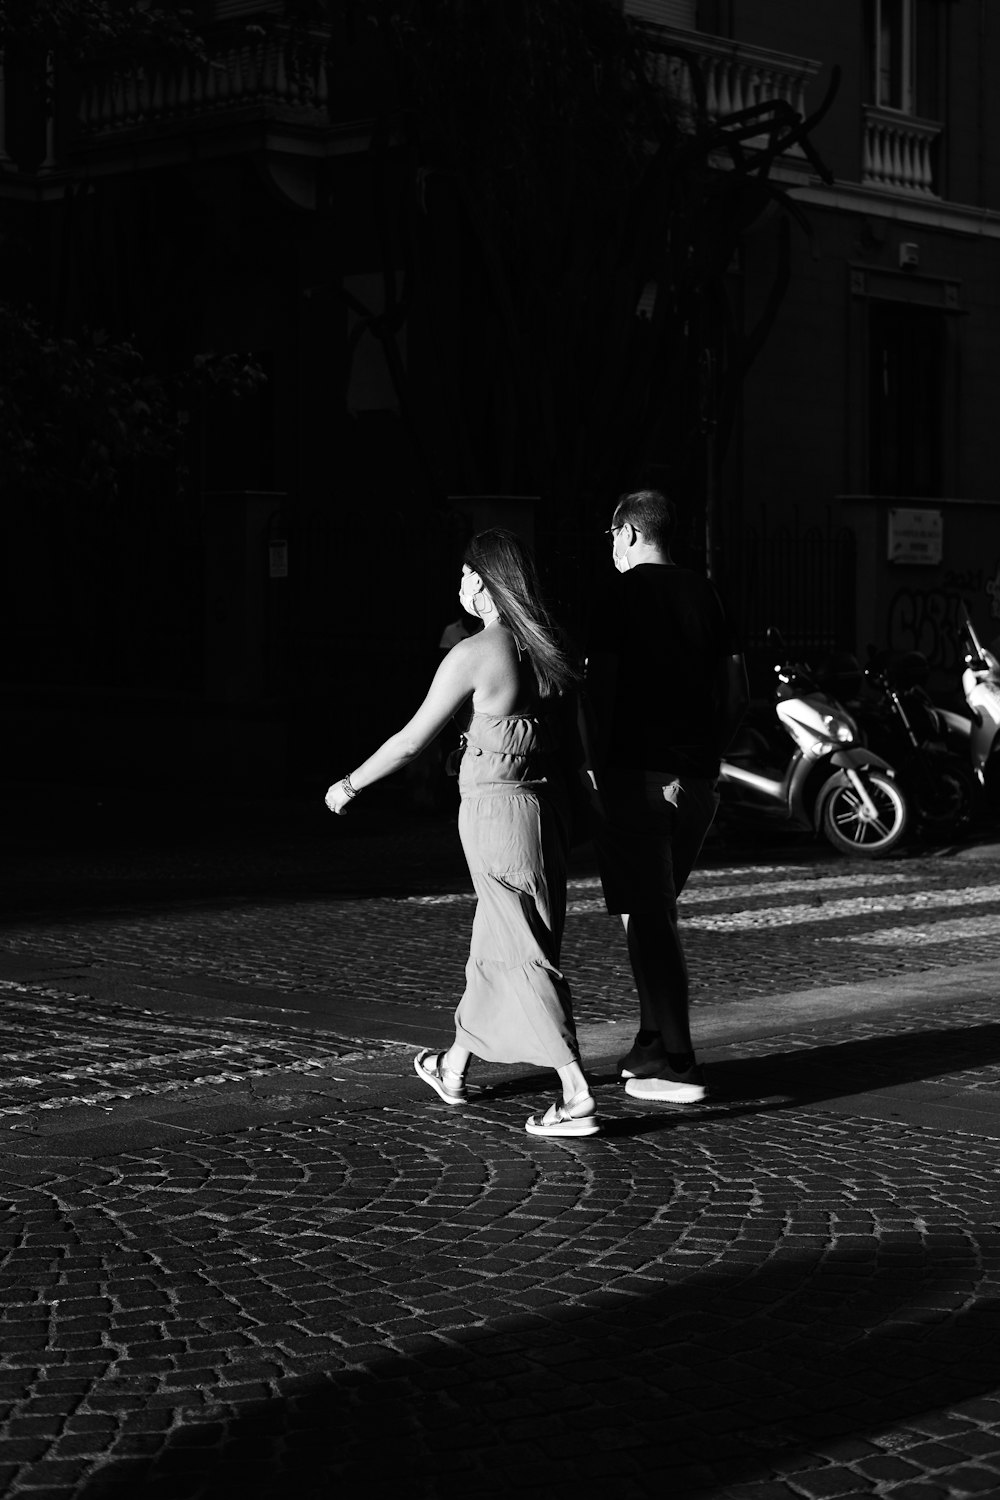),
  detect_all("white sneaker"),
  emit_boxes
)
[624,1070,707,1104]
